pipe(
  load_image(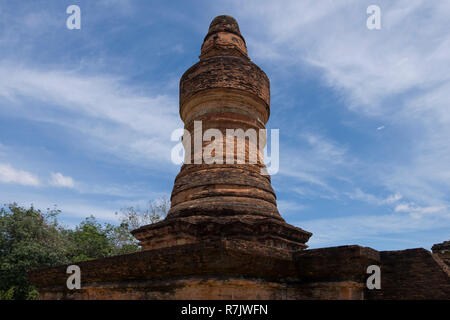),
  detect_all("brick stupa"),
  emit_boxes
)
[30,16,450,300]
[131,15,311,253]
